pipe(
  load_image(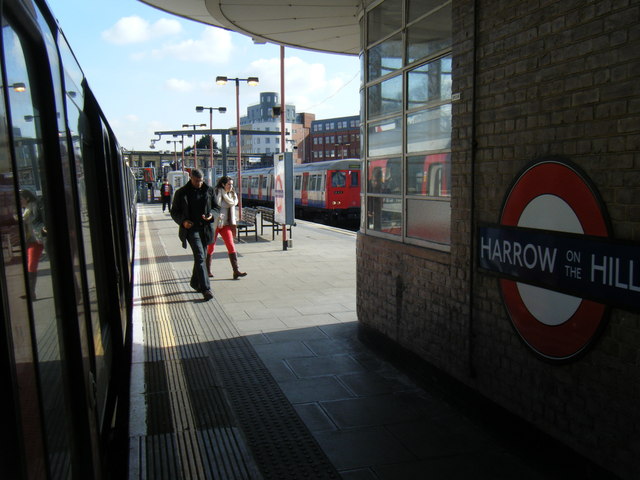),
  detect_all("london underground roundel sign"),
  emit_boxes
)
[478,158,619,361]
